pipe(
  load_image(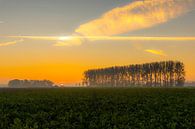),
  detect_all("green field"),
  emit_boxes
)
[0,88,194,129]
